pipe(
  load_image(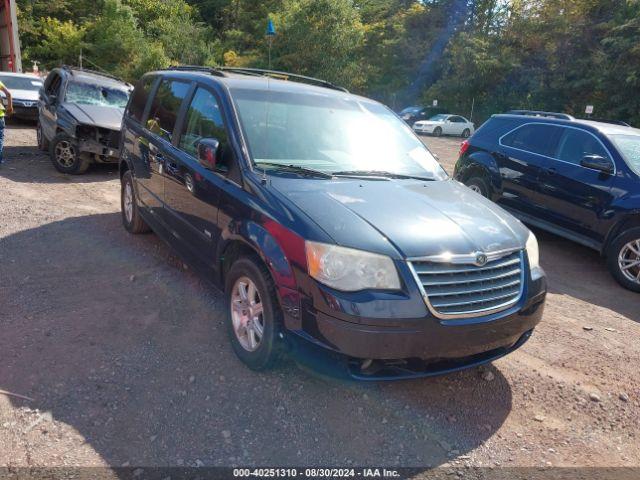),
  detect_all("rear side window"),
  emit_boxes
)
[501,124,561,156]
[127,76,155,123]
[146,79,191,142]
[555,128,609,164]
